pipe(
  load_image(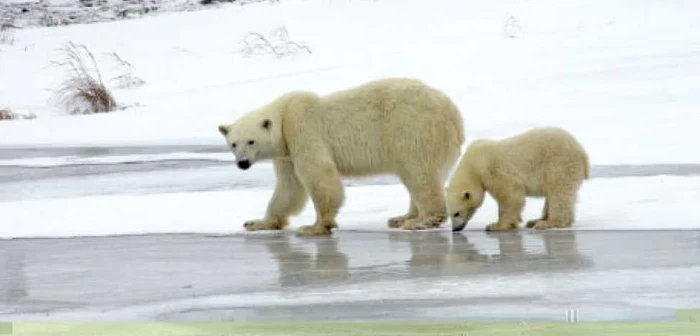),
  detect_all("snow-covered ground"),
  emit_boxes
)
[0,151,231,166]
[1,0,699,163]
[1,174,699,238]
[1,0,700,238]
